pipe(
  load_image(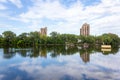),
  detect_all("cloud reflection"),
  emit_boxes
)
[0,48,120,80]
[8,53,120,80]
